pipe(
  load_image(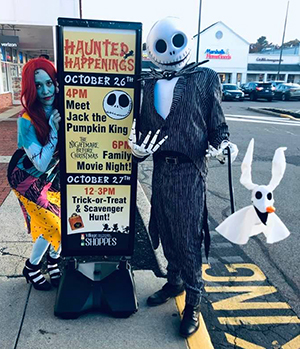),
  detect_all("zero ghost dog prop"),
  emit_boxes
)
[216,138,290,245]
